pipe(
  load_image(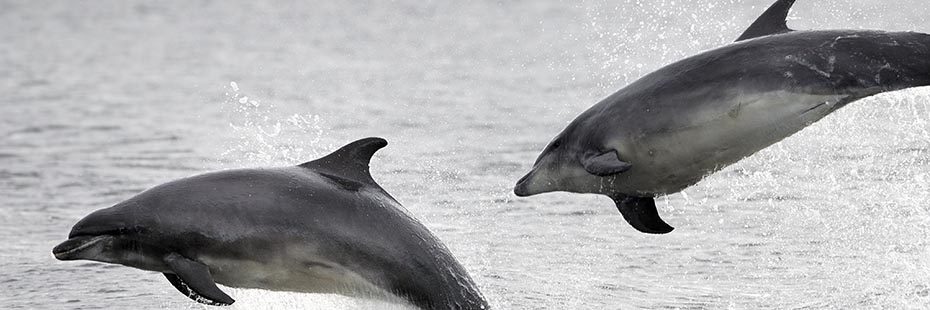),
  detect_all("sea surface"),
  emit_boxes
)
[2,0,930,309]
